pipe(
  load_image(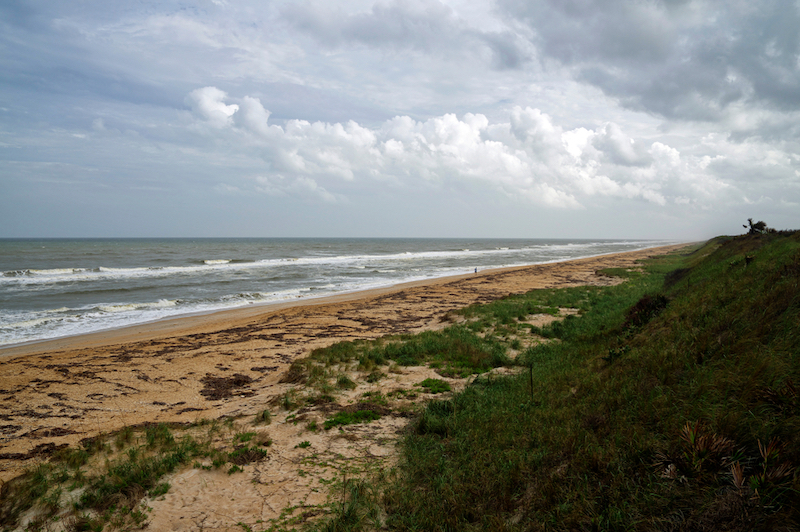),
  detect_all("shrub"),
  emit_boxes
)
[417,378,451,394]
[337,374,357,390]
